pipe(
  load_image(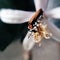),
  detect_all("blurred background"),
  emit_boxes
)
[0,0,60,60]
